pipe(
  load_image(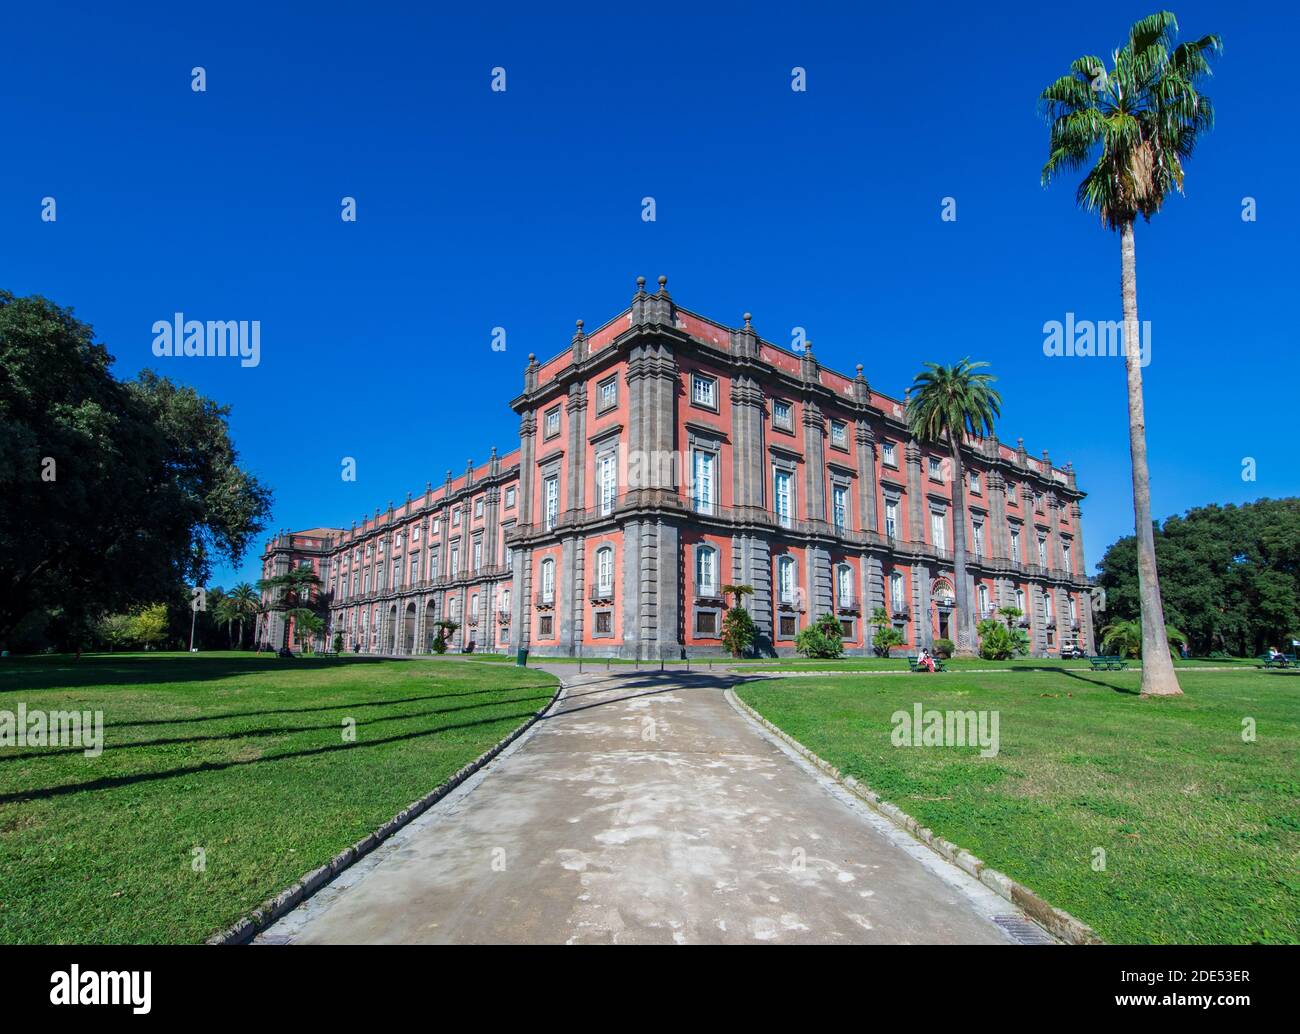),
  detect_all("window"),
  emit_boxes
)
[1007,482,1017,504]
[597,376,618,411]
[395,532,403,548]
[692,450,715,515]
[831,420,847,448]
[470,594,480,622]
[1010,527,1021,562]
[1062,541,1072,572]
[832,485,848,531]
[544,476,559,530]
[839,619,854,638]
[836,564,853,607]
[544,406,561,438]
[452,507,461,527]
[978,583,990,614]
[474,498,484,519]
[1044,591,1055,625]
[595,611,612,635]
[505,486,516,509]
[691,373,717,409]
[450,546,459,577]
[1037,536,1048,566]
[432,518,441,534]
[695,610,718,636]
[472,539,482,571]
[376,563,385,591]
[501,588,511,614]
[412,525,421,542]
[778,615,797,638]
[1069,596,1078,625]
[778,555,796,603]
[972,520,984,557]
[882,441,897,466]
[773,399,793,430]
[429,549,439,577]
[596,546,613,593]
[392,563,401,589]
[1033,491,1043,512]
[696,545,717,596]
[970,471,981,494]
[890,571,905,610]
[410,556,419,582]
[930,512,946,550]
[539,615,554,637]
[1015,588,1026,614]
[599,453,617,516]
[774,470,793,527]
[541,558,555,603]
[928,457,944,481]
[884,500,898,539]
